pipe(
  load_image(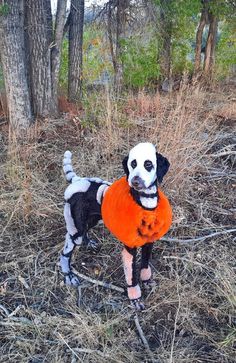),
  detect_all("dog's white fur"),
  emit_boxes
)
[127,143,157,189]
[126,143,158,209]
